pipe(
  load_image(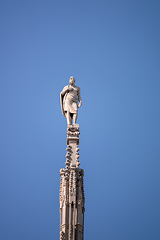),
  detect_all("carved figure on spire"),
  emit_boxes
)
[60,76,82,125]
